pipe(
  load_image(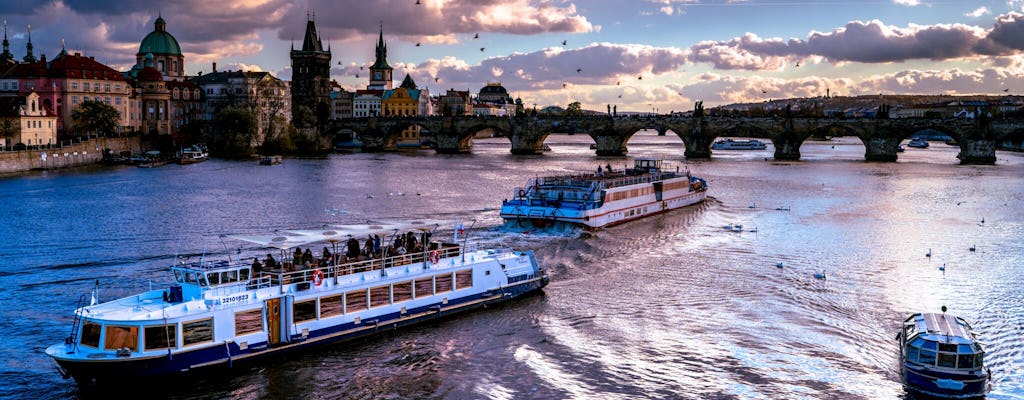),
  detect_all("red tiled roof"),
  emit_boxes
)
[3,52,126,81]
